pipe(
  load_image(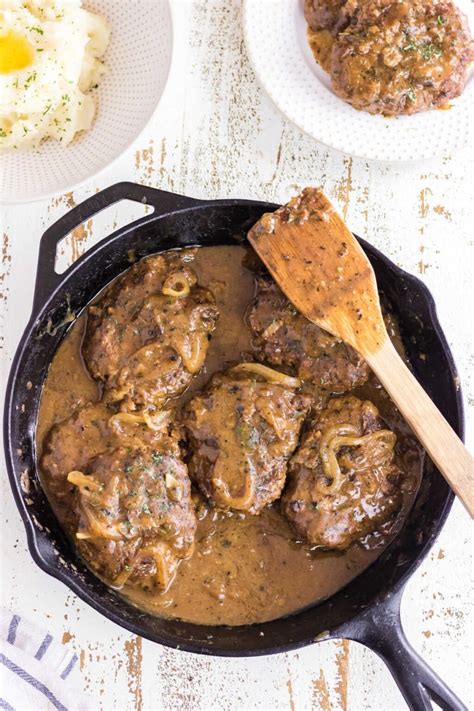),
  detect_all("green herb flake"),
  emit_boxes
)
[422,43,442,61]
[24,71,37,89]
[437,15,445,25]
[403,42,417,51]
[406,88,417,103]
[0,129,7,138]
[151,451,164,465]
[142,503,151,515]
[28,26,44,34]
